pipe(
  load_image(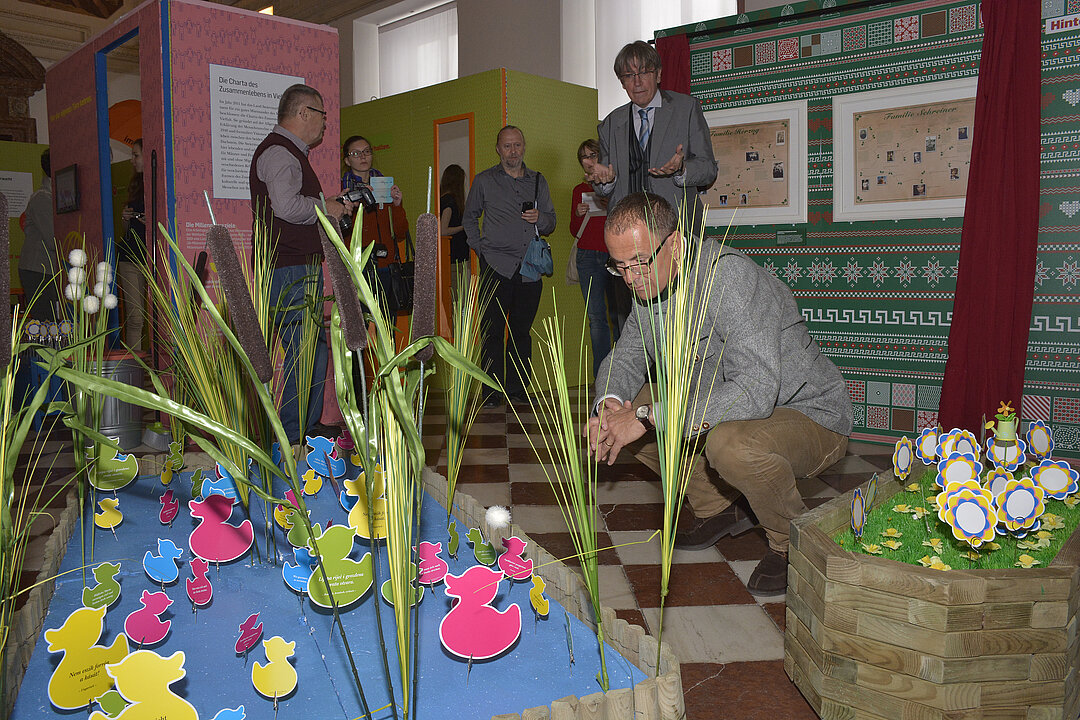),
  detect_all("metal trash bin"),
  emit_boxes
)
[93,351,145,451]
